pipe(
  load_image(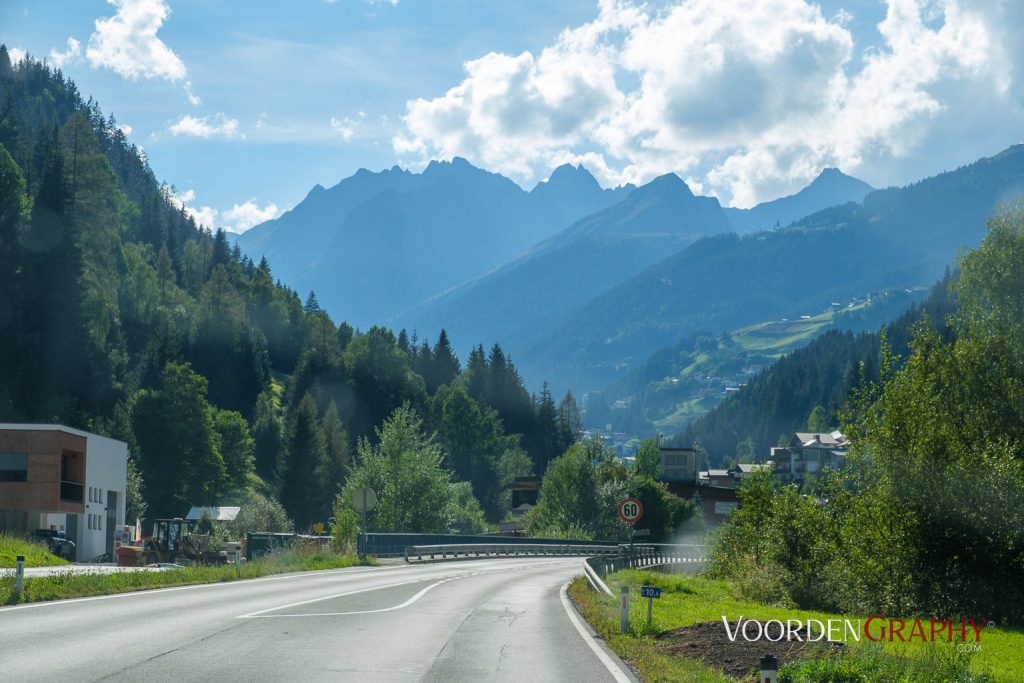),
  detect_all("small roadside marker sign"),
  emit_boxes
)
[641,585,661,626]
